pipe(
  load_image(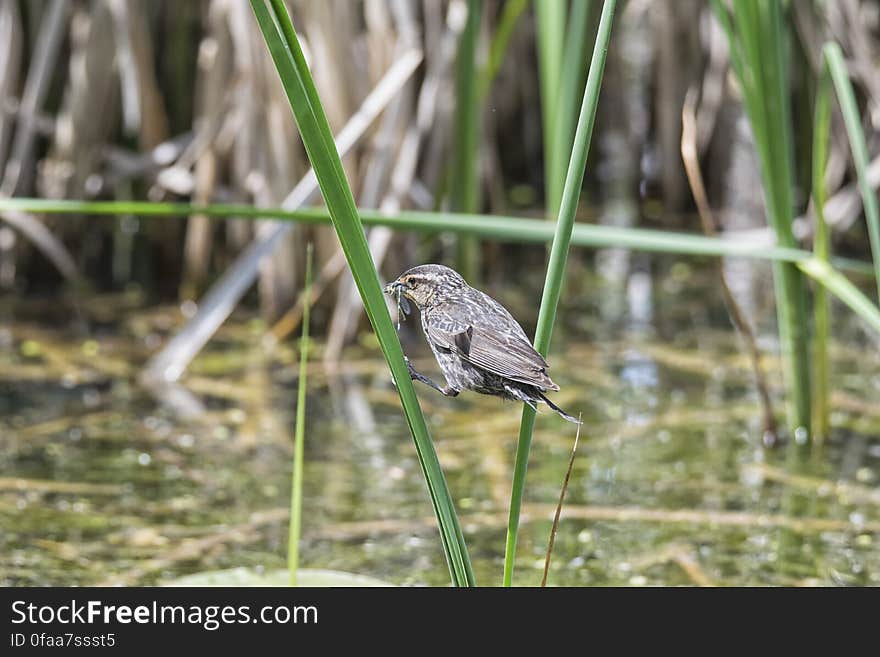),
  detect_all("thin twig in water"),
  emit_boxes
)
[541,414,582,587]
